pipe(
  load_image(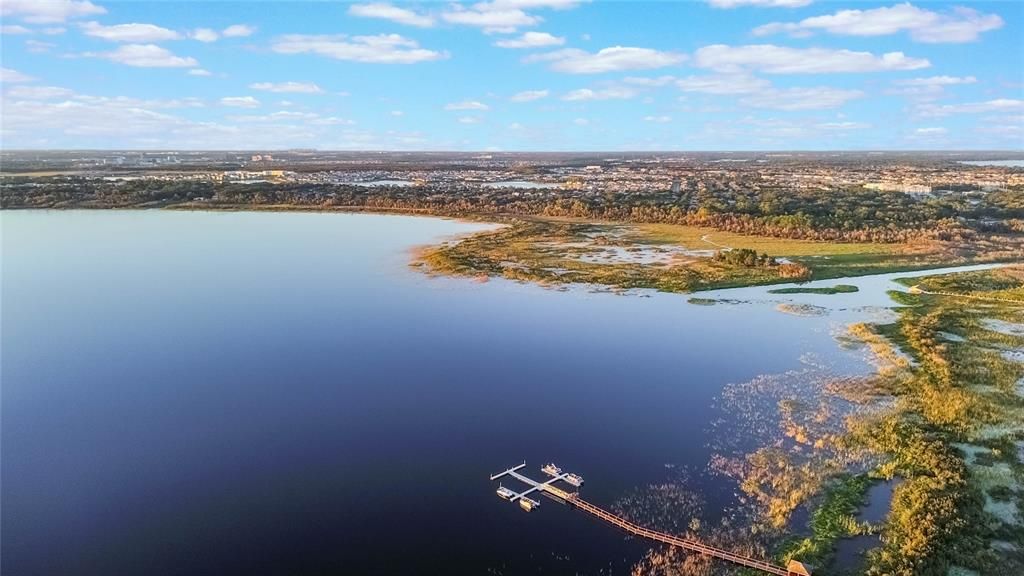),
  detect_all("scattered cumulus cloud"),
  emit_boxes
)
[1,0,105,24]
[220,96,261,108]
[708,0,812,8]
[188,68,213,77]
[457,116,483,124]
[271,34,447,64]
[445,100,490,111]
[573,117,590,125]
[694,44,929,74]
[562,86,638,101]
[753,3,1004,43]
[349,3,435,28]
[527,46,686,74]
[1,24,33,34]
[509,89,549,102]
[221,24,255,38]
[3,85,76,99]
[390,110,405,116]
[494,31,565,48]
[441,6,539,34]
[249,81,324,94]
[917,99,1024,117]
[894,75,977,86]
[815,121,869,130]
[643,115,672,123]
[740,86,864,110]
[915,127,947,135]
[623,75,677,87]
[676,74,771,94]
[80,21,180,42]
[1,67,36,83]
[84,44,199,68]
[191,28,219,42]
[25,39,57,53]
